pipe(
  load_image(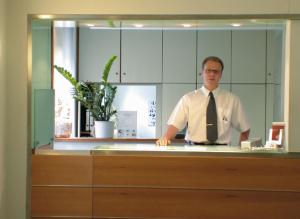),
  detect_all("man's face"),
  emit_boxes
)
[202,60,222,89]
